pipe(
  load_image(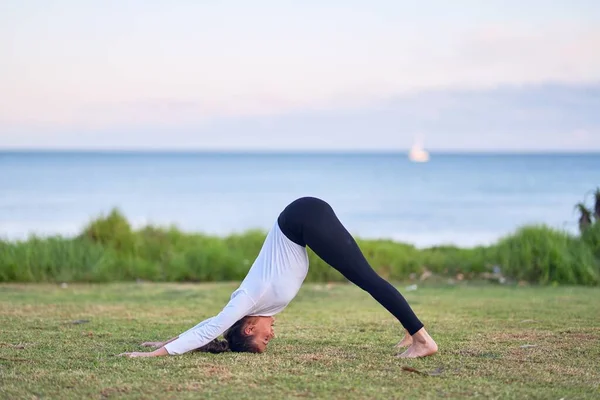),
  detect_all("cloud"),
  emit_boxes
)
[1,4,600,128]
[452,24,600,84]
[1,83,599,151]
